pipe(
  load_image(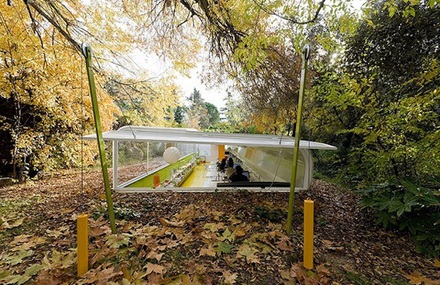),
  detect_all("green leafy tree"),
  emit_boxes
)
[204,102,220,128]
[307,0,440,257]
[220,91,247,132]
[343,0,440,184]
[183,88,221,130]
[186,88,204,129]
[174,105,186,125]
[308,0,440,185]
